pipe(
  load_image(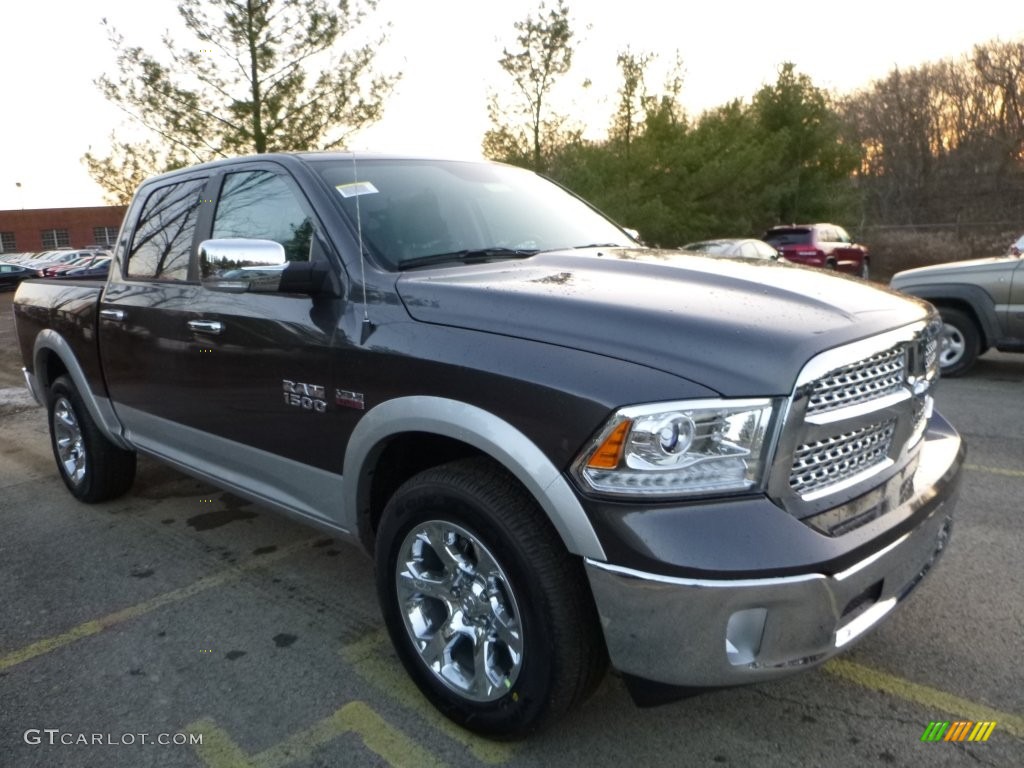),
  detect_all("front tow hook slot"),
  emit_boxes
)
[726,607,768,665]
